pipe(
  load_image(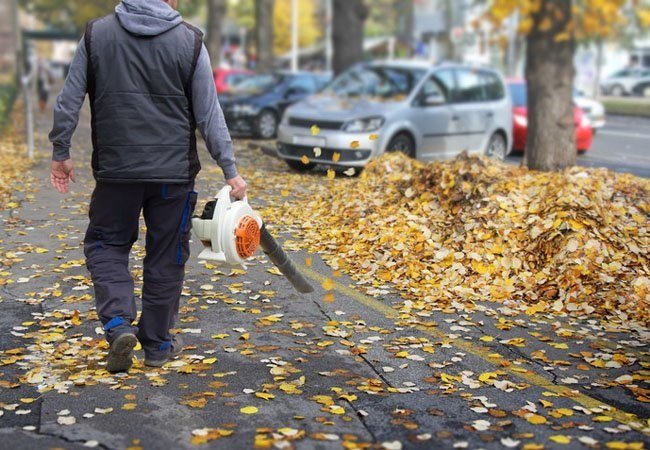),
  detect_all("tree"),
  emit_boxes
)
[206,0,227,66]
[485,0,637,171]
[255,0,274,72]
[273,0,321,54]
[332,0,368,75]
